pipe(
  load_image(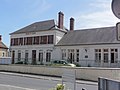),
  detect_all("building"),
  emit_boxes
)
[10,12,67,64]
[57,26,120,67]
[10,12,120,67]
[0,35,8,57]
